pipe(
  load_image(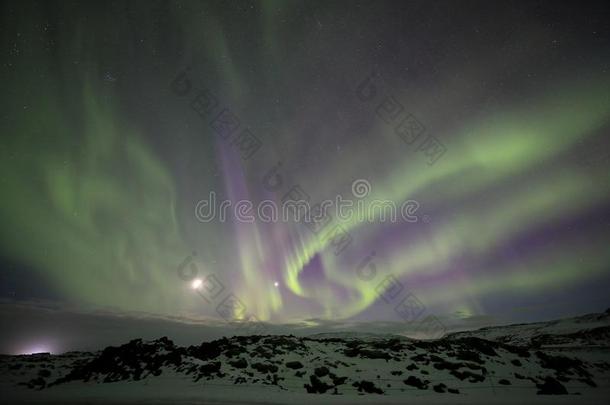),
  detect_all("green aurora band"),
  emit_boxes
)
[1,2,609,327]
